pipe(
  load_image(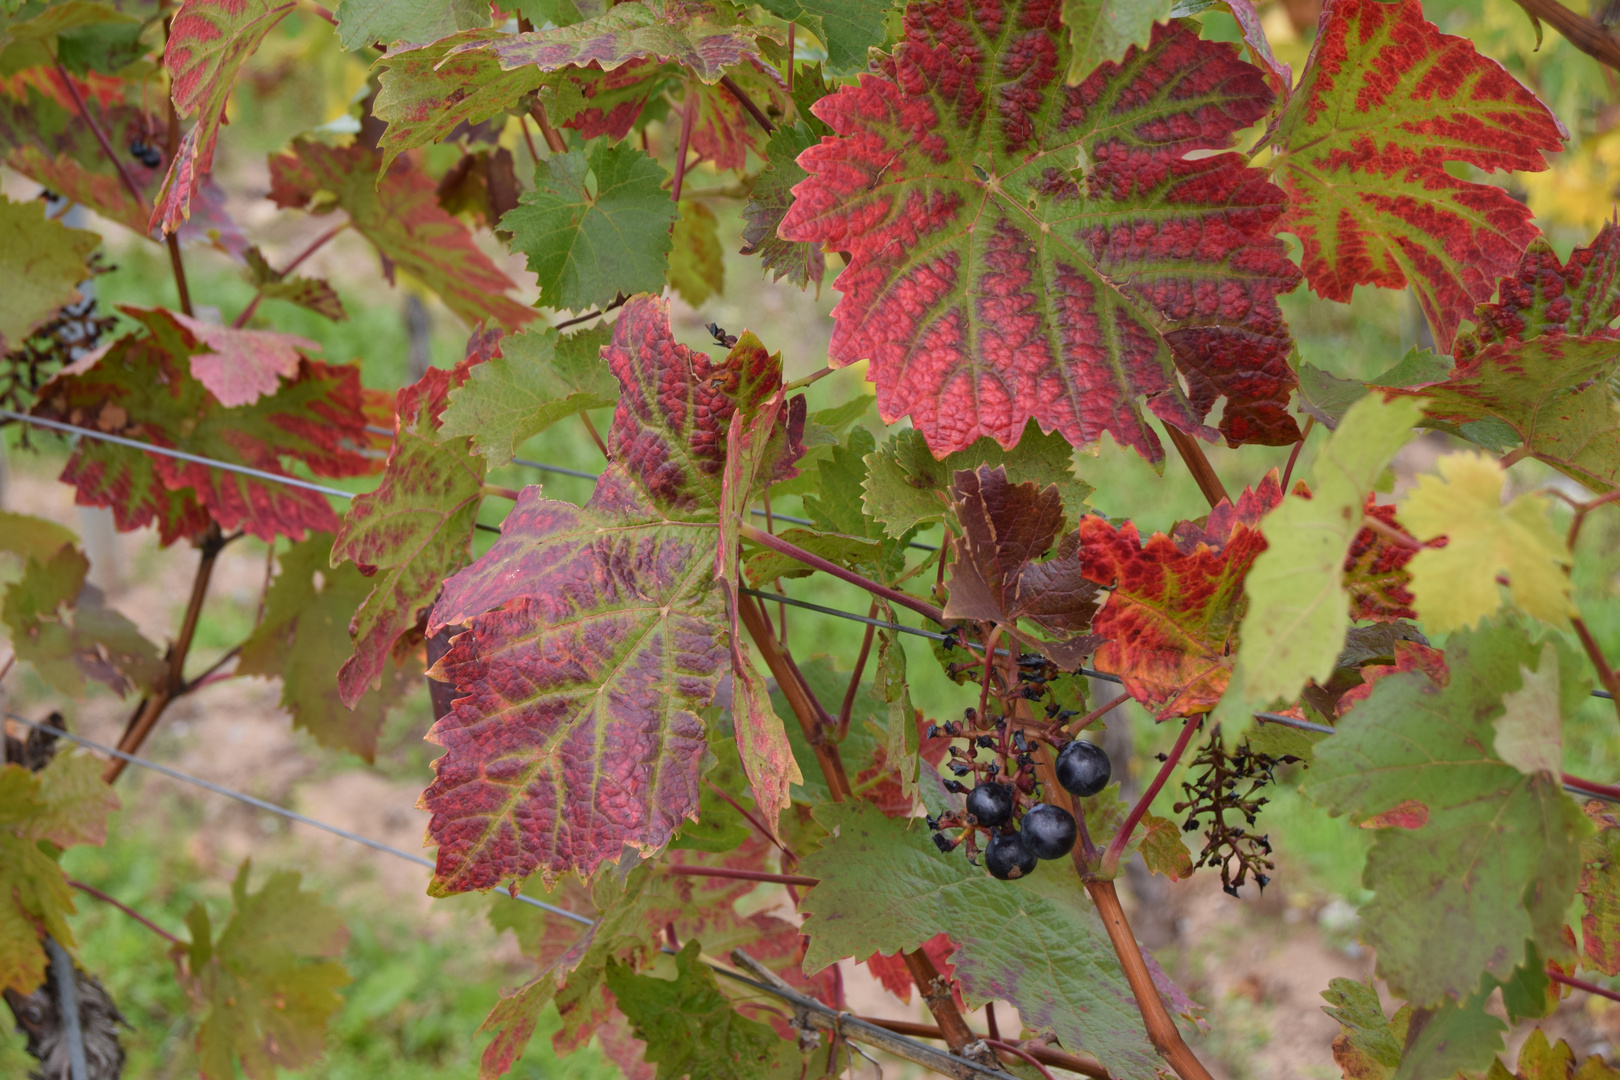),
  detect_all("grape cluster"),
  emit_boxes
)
[2,276,116,419]
[924,695,1113,881]
[128,138,164,169]
[1174,731,1297,896]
